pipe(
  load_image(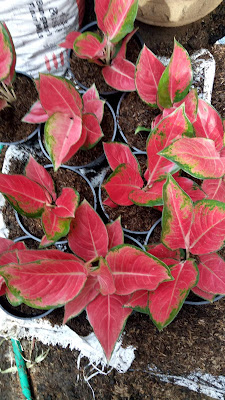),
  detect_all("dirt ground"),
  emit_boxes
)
[0,1,225,399]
